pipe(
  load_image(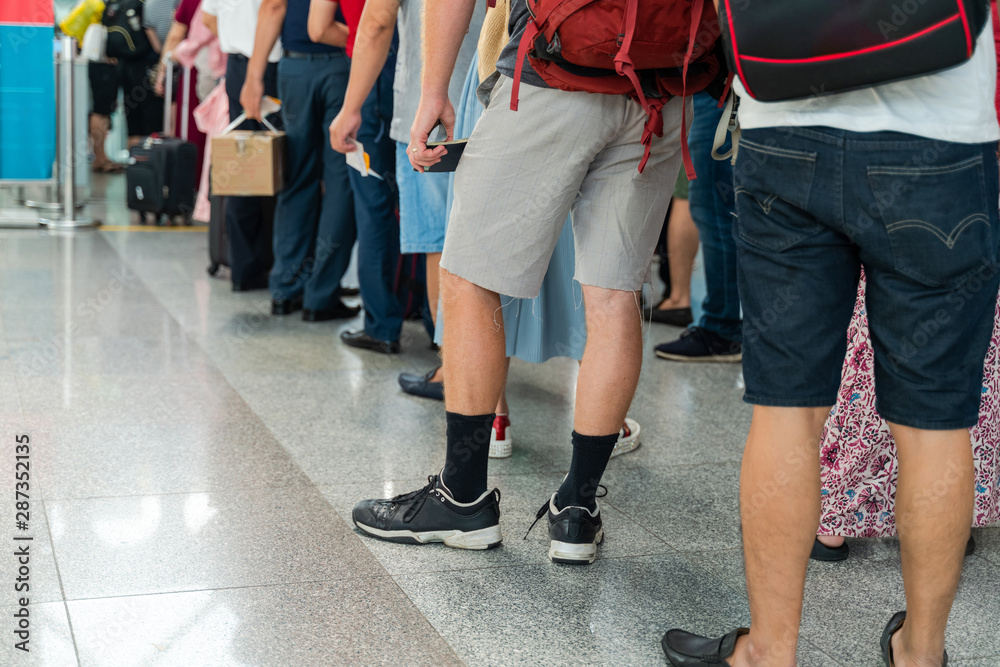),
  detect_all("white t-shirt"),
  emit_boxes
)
[201,0,282,61]
[735,16,1000,144]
